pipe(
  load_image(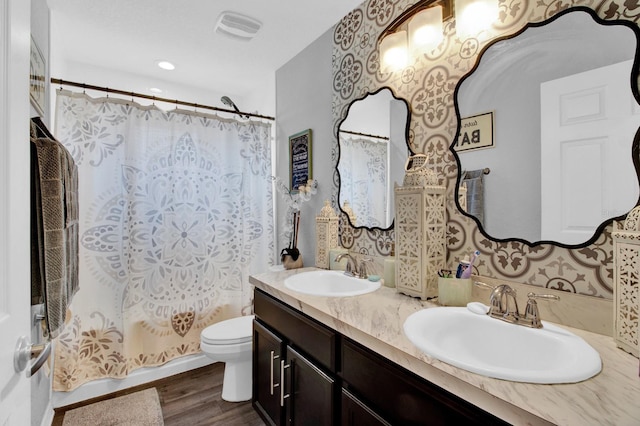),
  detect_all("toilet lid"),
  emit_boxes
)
[201,315,255,345]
